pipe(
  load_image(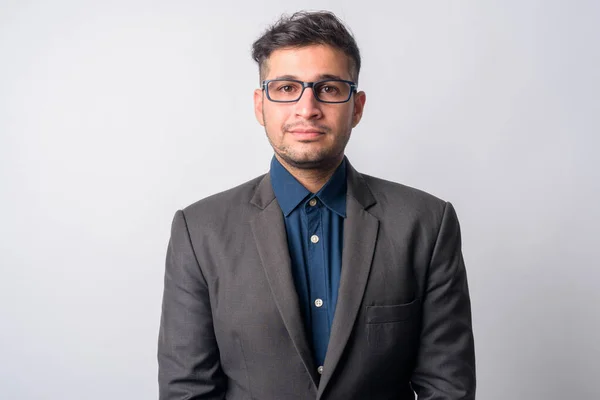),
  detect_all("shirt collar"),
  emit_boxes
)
[270,156,347,218]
